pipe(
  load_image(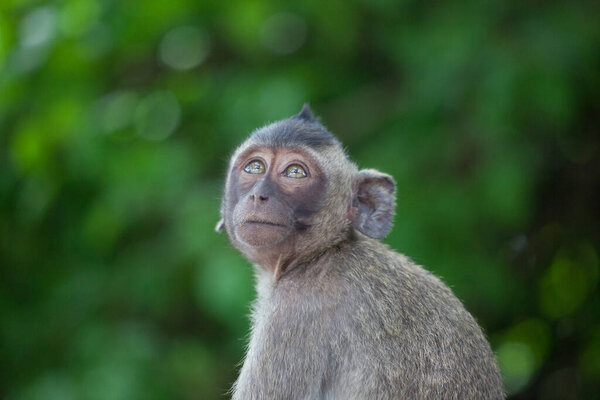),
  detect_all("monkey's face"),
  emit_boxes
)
[217,105,396,272]
[226,146,326,250]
